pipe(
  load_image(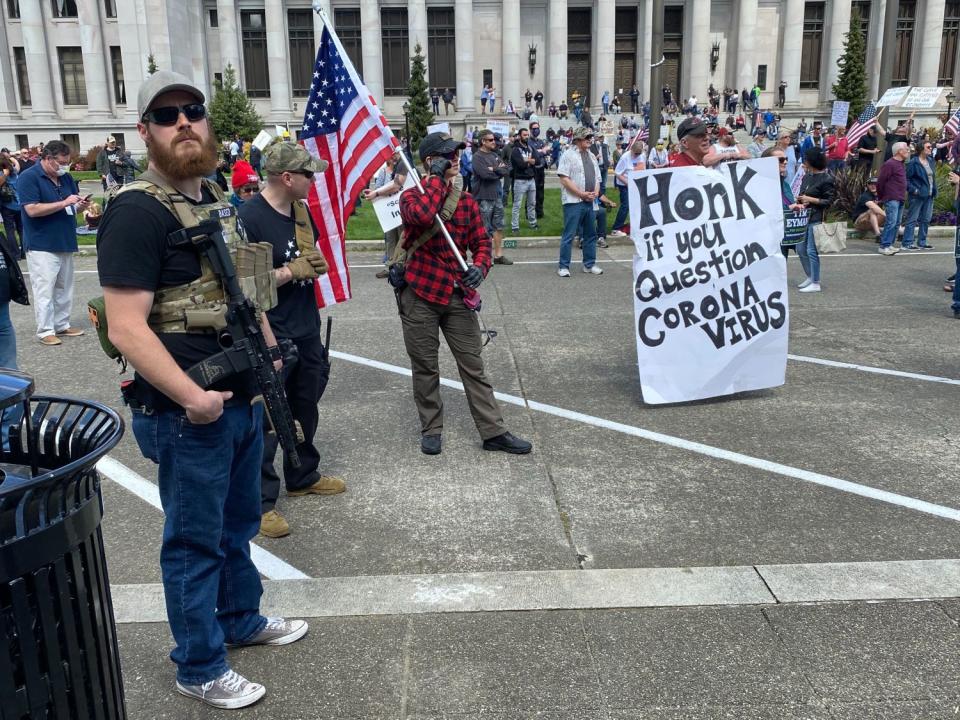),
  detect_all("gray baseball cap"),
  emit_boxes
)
[137,70,205,119]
